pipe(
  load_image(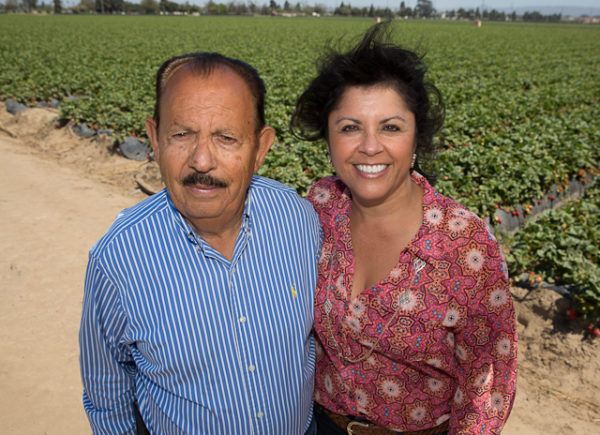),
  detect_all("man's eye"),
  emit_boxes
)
[218,135,237,143]
[173,132,188,138]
